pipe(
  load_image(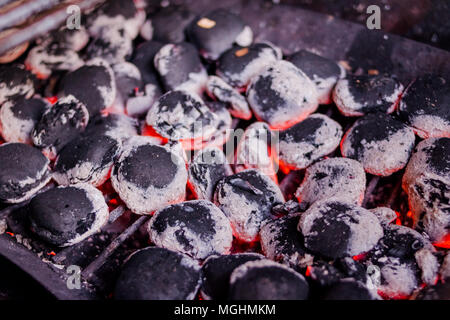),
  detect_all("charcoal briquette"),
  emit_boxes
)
[0,65,34,104]
[323,279,379,300]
